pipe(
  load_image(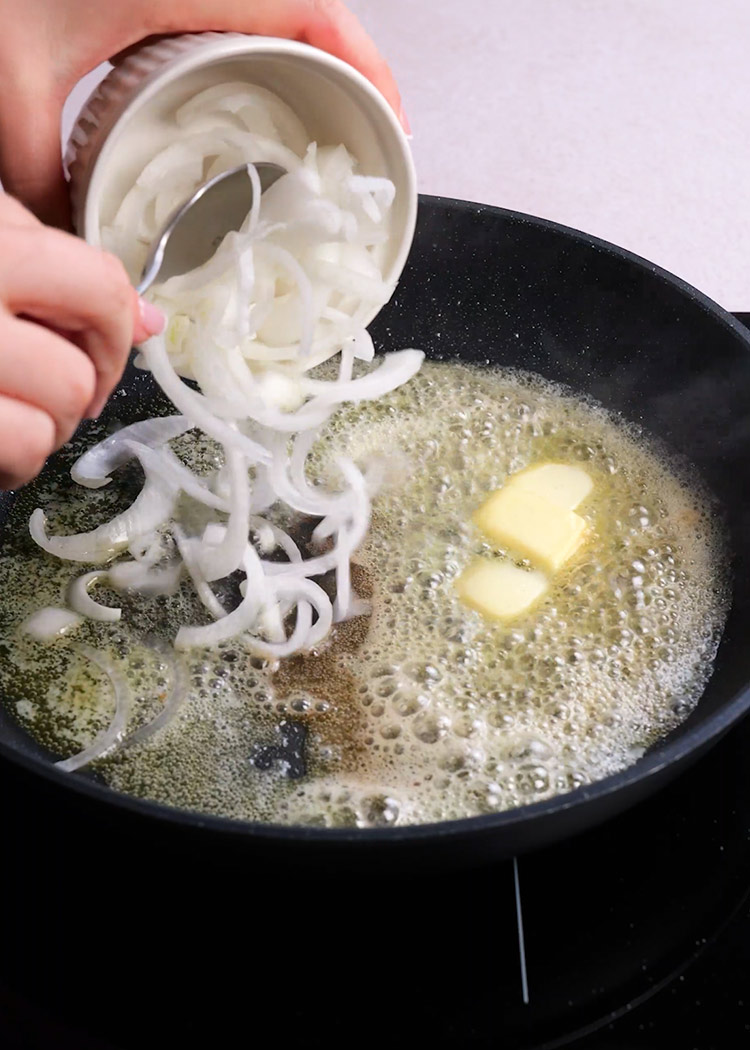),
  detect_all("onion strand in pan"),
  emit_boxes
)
[70,416,192,489]
[123,646,189,748]
[67,571,122,623]
[55,647,131,772]
[29,476,177,564]
[107,557,183,596]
